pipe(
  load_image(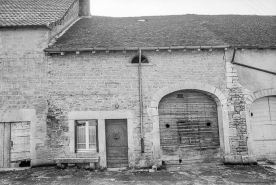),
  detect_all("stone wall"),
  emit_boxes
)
[223,49,276,164]
[0,27,49,165]
[0,0,81,166]
[2,28,274,166]
[45,50,227,166]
